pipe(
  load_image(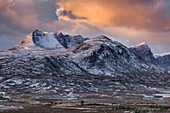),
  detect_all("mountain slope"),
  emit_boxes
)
[155,54,170,69]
